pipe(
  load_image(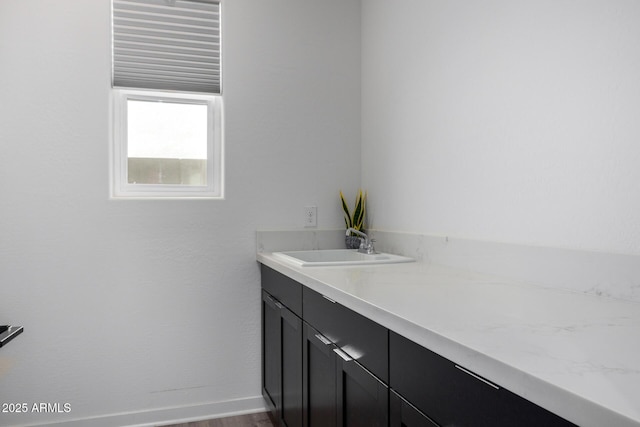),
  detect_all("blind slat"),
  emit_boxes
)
[112,0,221,94]
[115,68,219,84]
[115,50,219,67]
[114,3,219,20]
[113,13,219,34]
[115,41,219,59]
[114,18,218,38]
[117,0,217,13]
[115,57,218,72]
[115,33,218,50]
[115,75,220,87]
[116,26,218,43]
